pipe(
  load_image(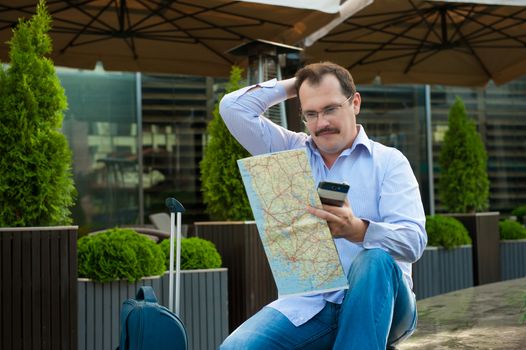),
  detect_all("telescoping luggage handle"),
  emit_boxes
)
[165,198,185,315]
